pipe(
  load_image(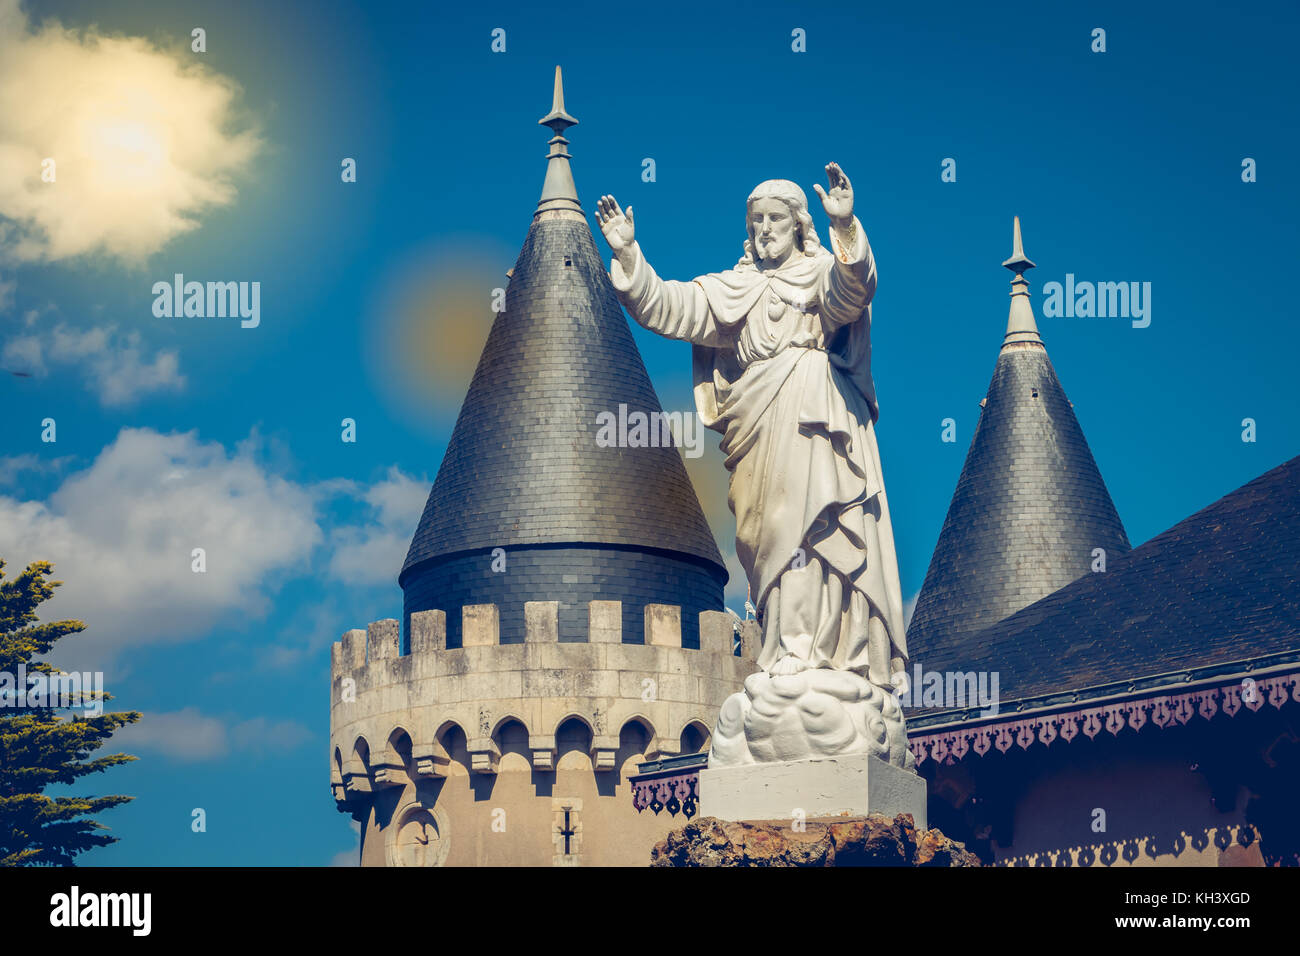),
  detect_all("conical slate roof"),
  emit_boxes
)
[907,218,1130,662]
[400,68,725,591]
[910,455,1300,714]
